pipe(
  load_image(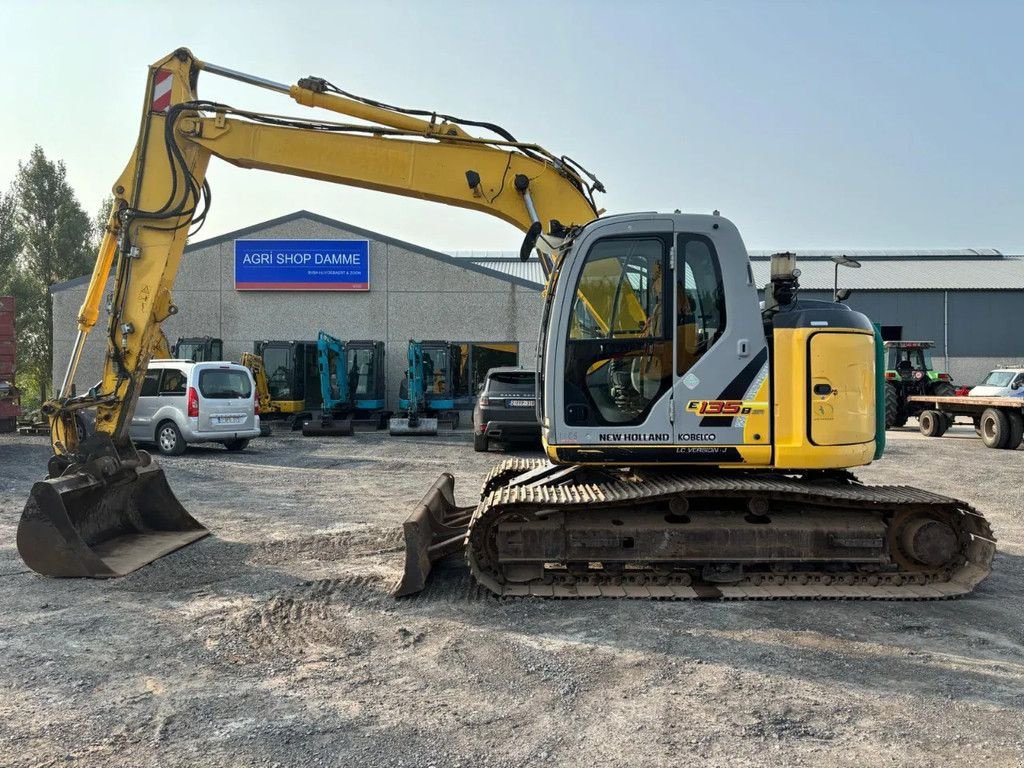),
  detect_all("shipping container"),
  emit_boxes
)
[0,296,18,432]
